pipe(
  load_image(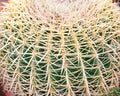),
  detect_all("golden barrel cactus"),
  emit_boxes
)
[0,0,120,95]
